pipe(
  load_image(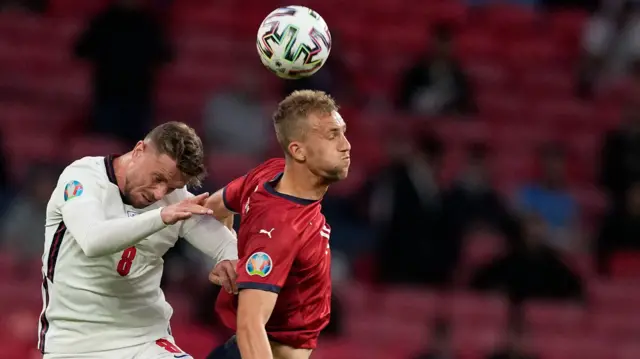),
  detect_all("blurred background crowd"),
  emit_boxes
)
[1,0,640,358]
